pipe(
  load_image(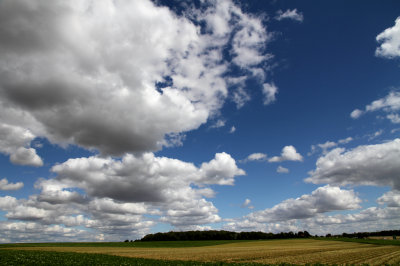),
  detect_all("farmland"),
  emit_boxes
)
[2,239,400,265]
